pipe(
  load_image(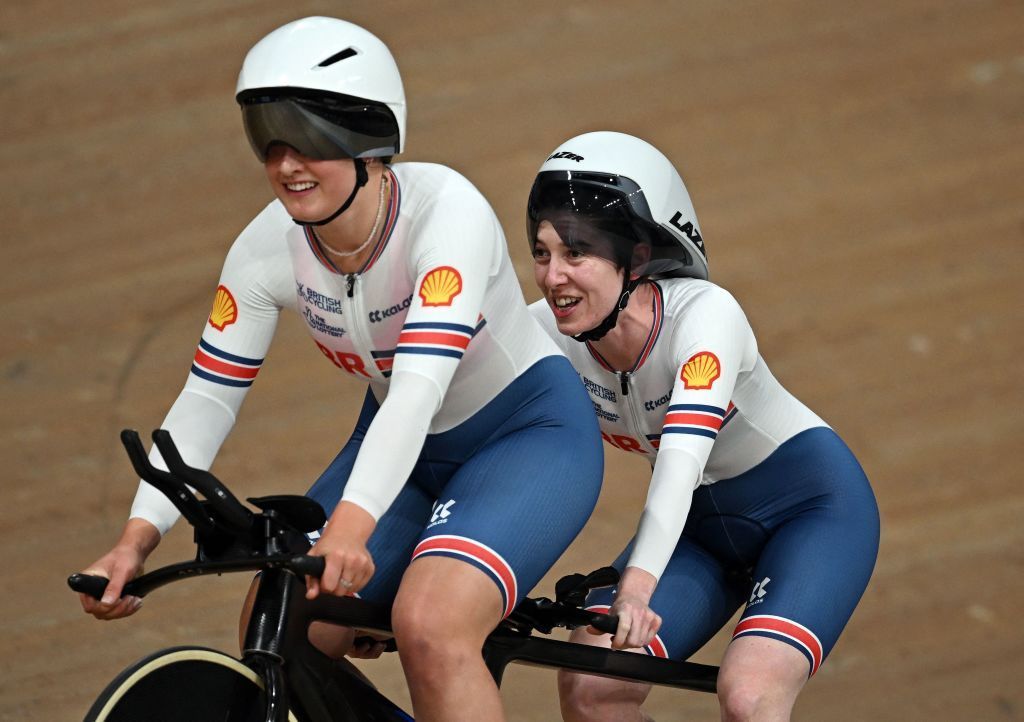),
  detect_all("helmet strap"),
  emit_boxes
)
[292,159,370,227]
[571,265,642,344]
